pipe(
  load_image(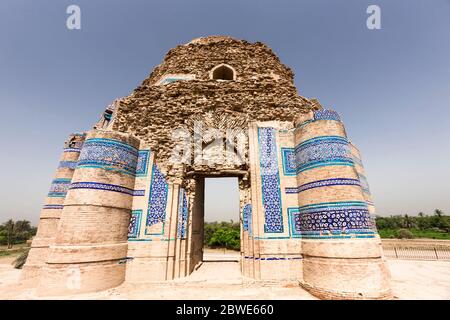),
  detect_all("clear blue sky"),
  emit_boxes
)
[1,0,449,225]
